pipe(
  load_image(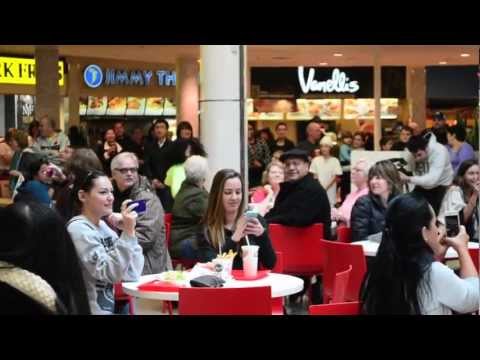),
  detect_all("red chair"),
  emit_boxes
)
[337,225,352,243]
[164,212,173,225]
[320,239,367,304]
[114,283,135,315]
[469,248,479,271]
[269,223,324,275]
[331,265,352,304]
[309,301,362,315]
[269,223,324,304]
[178,286,272,315]
[165,213,196,270]
[164,213,172,248]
